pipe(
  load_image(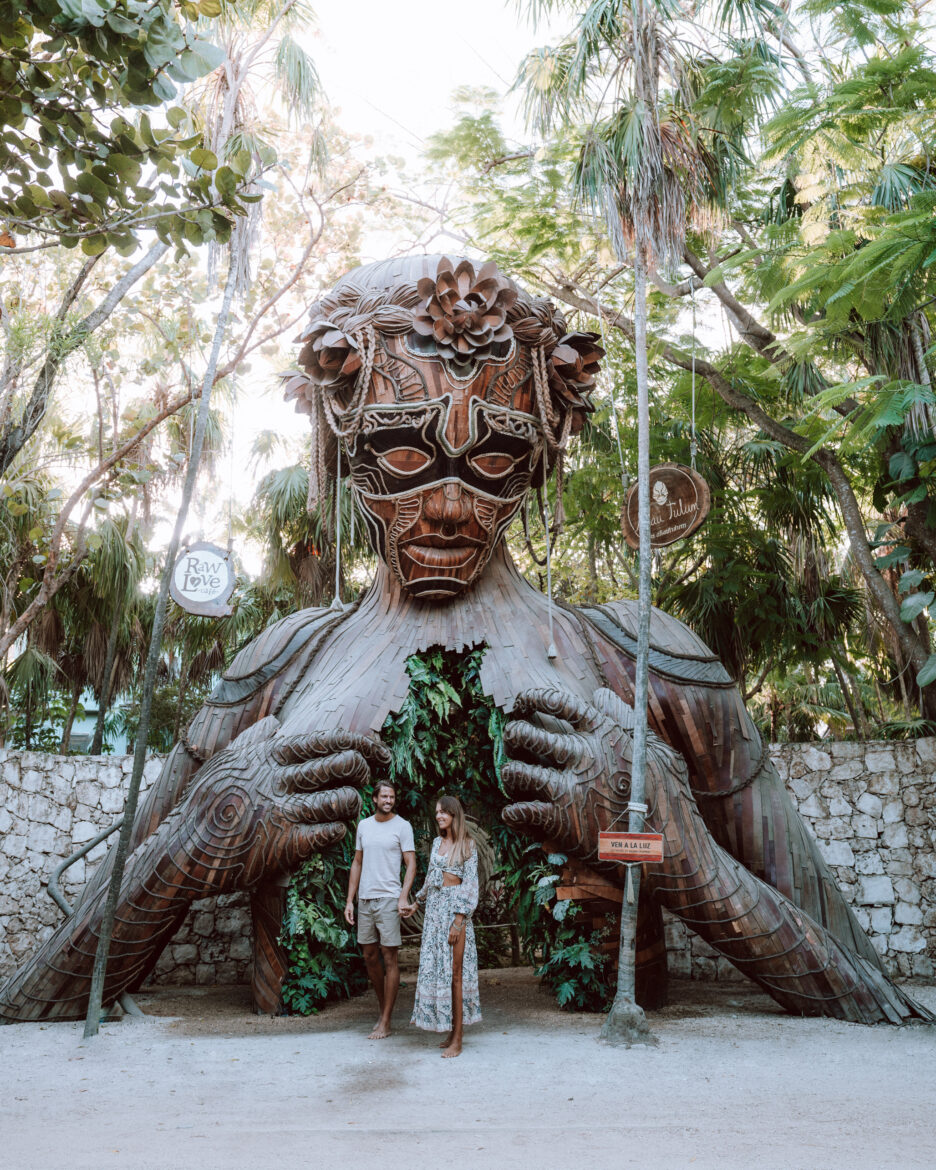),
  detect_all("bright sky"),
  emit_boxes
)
[308,0,553,159]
